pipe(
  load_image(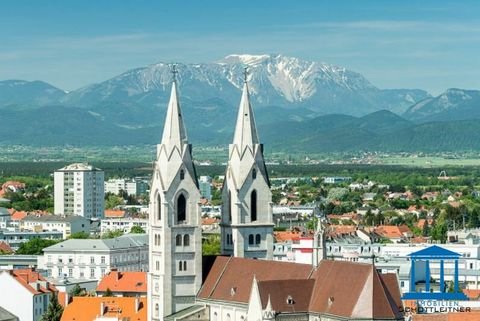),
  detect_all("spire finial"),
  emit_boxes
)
[243,66,248,83]
[171,64,178,82]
